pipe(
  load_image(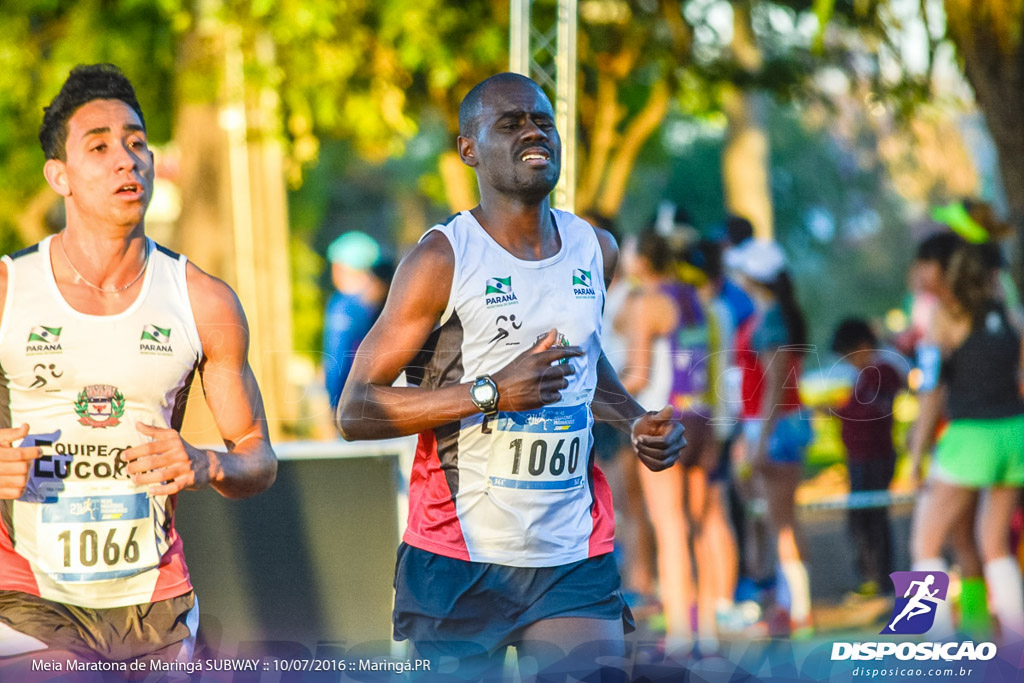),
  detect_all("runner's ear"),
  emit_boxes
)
[457,136,478,168]
[43,159,71,197]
